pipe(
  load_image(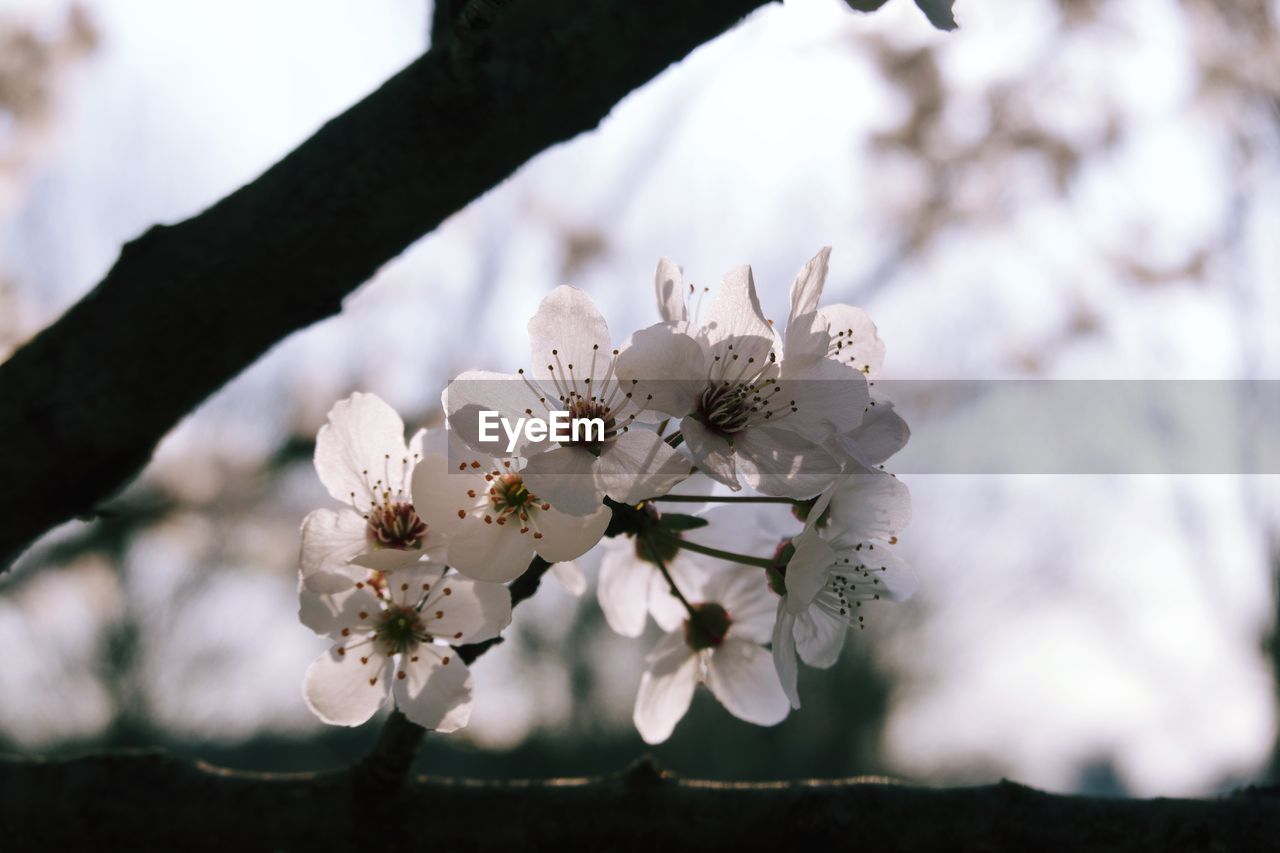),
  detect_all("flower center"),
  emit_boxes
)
[377,604,425,655]
[558,398,617,456]
[491,473,536,515]
[684,602,732,650]
[695,381,796,438]
[367,499,428,550]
